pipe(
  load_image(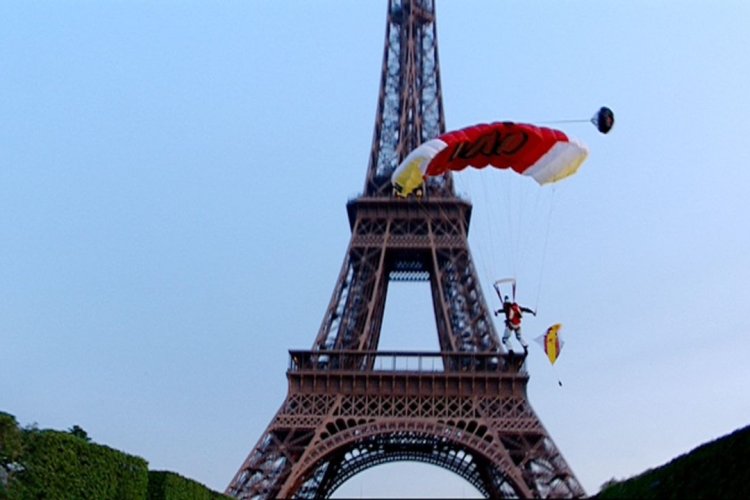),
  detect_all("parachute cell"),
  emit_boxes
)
[391,122,589,197]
